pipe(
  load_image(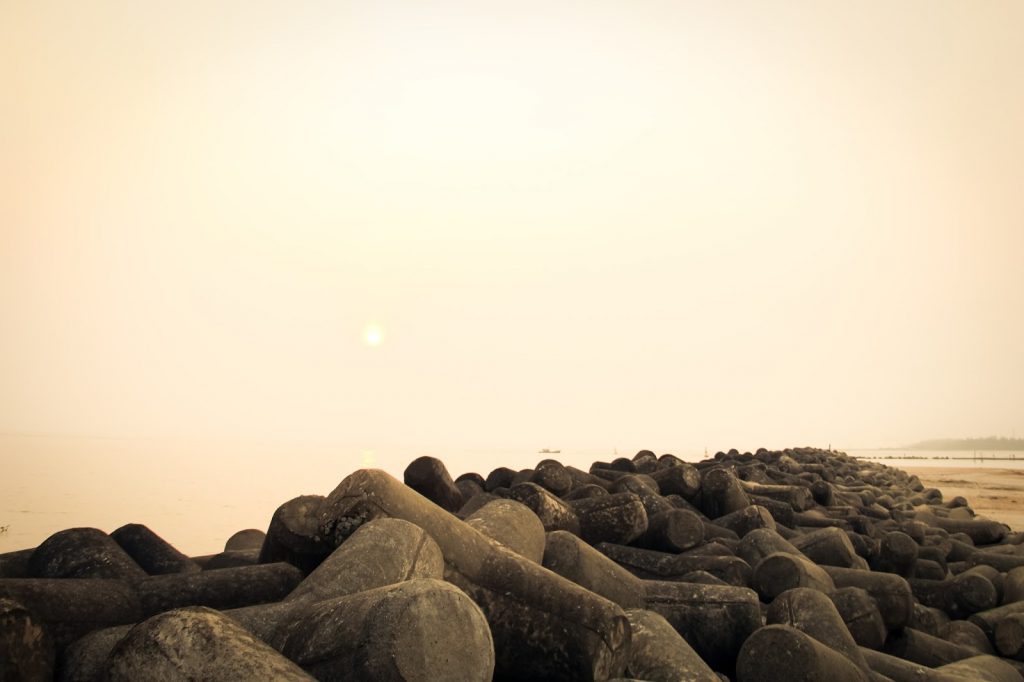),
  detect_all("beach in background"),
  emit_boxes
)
[902,467,1024,532]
